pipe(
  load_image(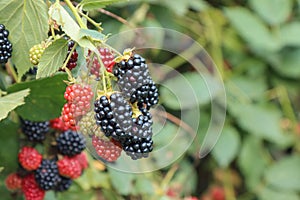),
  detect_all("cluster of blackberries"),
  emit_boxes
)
[64,40,78,71]
[114,54,159,110]
[6,118,88,199]
[93,53,158,160]
[0,24,12,64]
